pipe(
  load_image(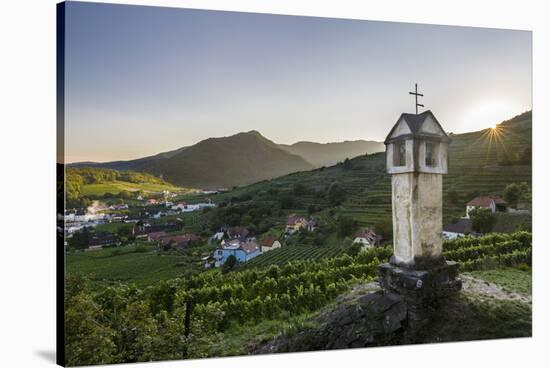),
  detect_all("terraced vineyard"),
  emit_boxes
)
[245,245,343,267]
[207,111,531,229]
